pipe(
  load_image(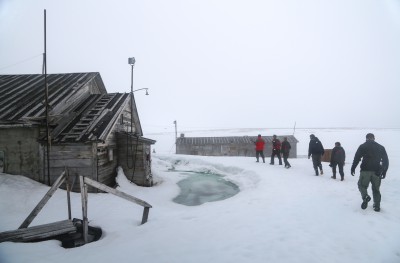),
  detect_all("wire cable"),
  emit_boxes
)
[0,53,42,72]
